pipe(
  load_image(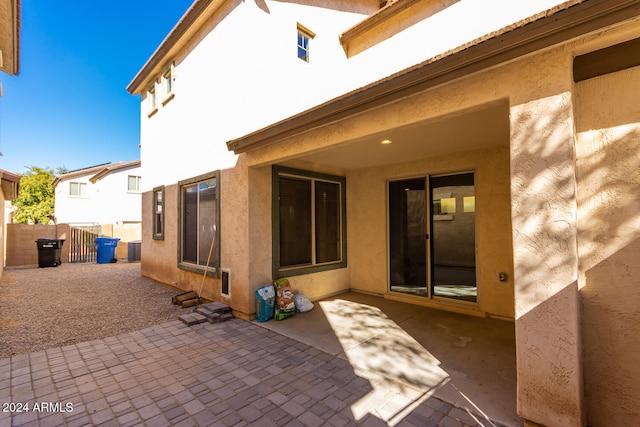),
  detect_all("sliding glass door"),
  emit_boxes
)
[389,179,428,295]
[389,173,477,302]
[430,173,476,302]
